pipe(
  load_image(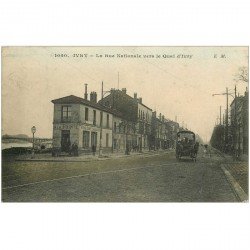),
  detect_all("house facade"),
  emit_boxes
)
[52,94,116,154]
